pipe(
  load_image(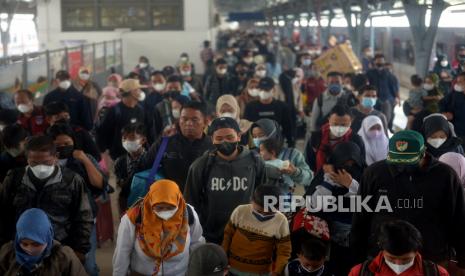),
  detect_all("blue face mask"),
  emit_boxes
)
[253,138,265,148]
[328,83,342,95]
[361,97,377,108]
